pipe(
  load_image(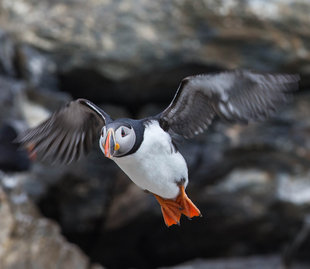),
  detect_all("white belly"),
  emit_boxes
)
[112,121,188,199]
